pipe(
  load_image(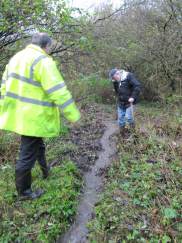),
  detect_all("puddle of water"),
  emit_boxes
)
[58,120,118,243]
